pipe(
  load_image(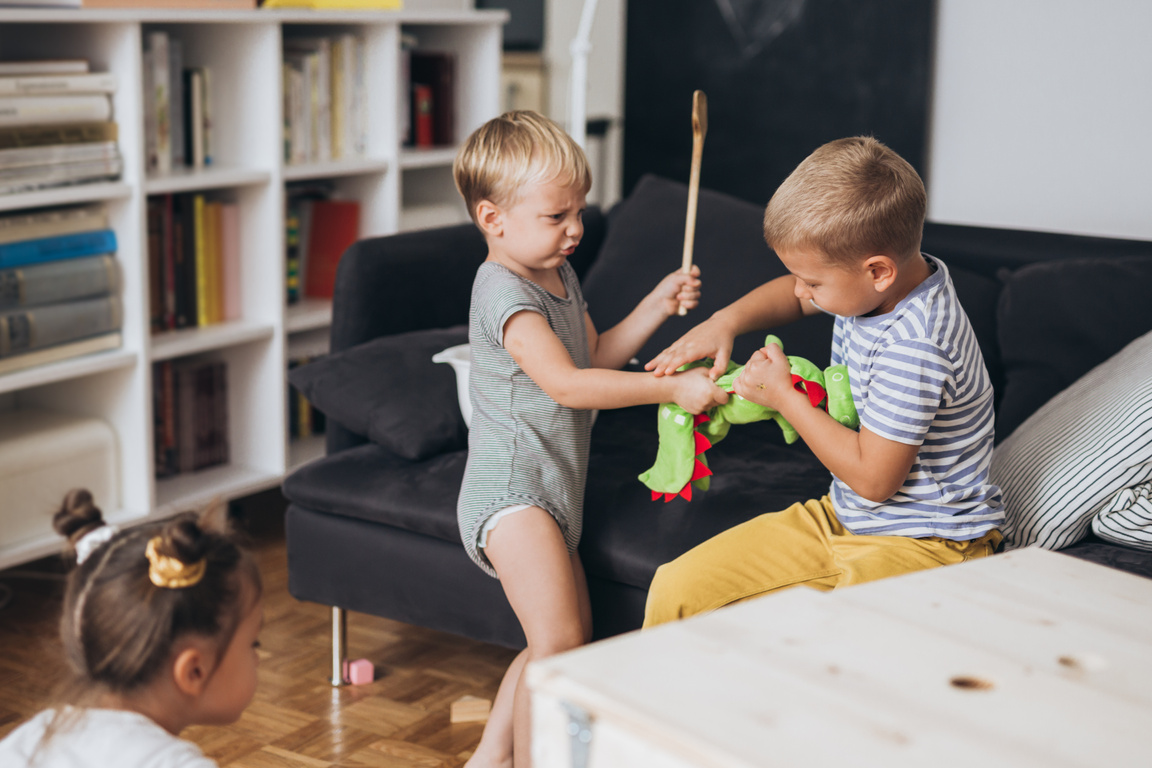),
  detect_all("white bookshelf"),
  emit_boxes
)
[0,7,505,570]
